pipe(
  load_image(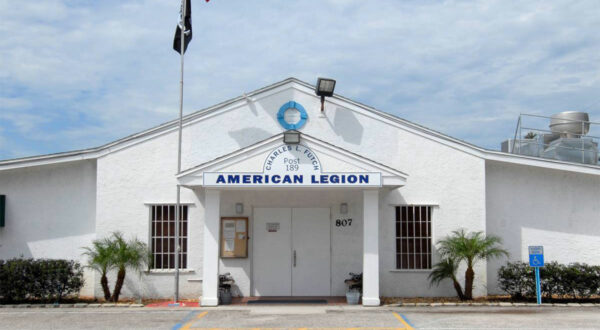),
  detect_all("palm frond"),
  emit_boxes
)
[436,229,509,267]
[81,237,116,275]
[428,258,459,287]
[110,231,149,274]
